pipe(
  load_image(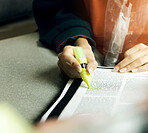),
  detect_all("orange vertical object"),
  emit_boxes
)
[84,0,148,59]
